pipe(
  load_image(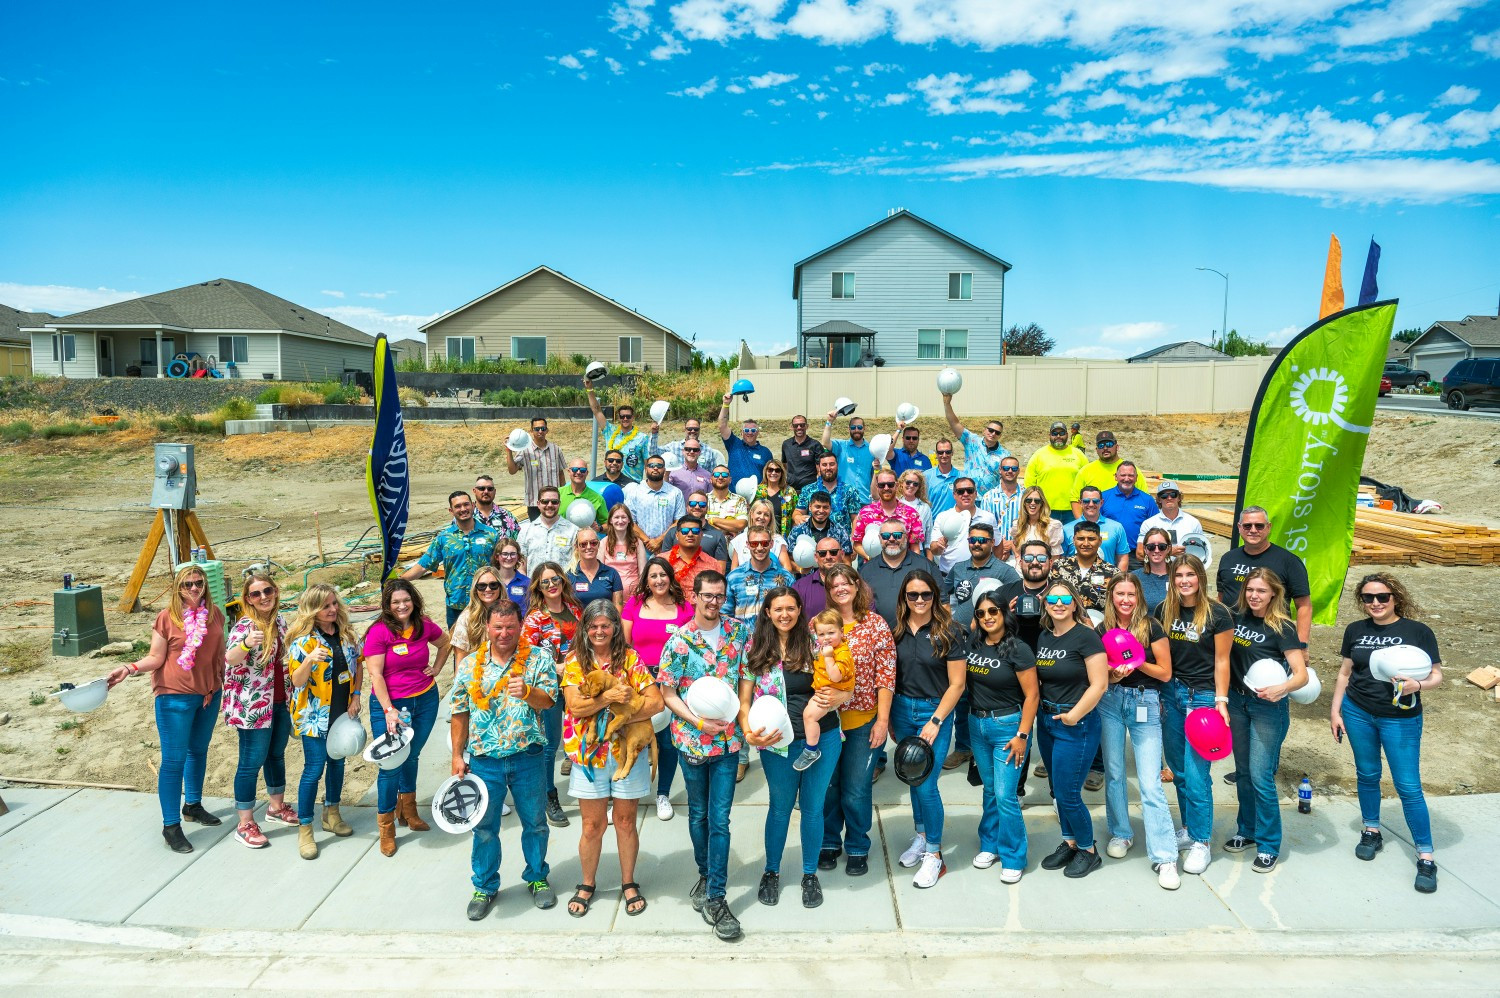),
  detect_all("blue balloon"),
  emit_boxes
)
[601,483,624,510]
